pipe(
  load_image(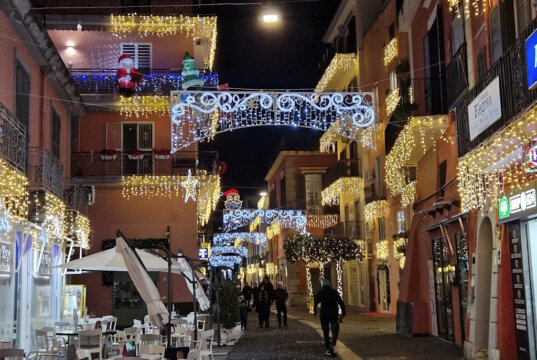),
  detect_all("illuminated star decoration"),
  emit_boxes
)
[181,169,199,202]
